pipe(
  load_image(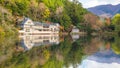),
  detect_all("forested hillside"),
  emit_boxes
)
[0,0,110,35]
[0,0,89,32]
